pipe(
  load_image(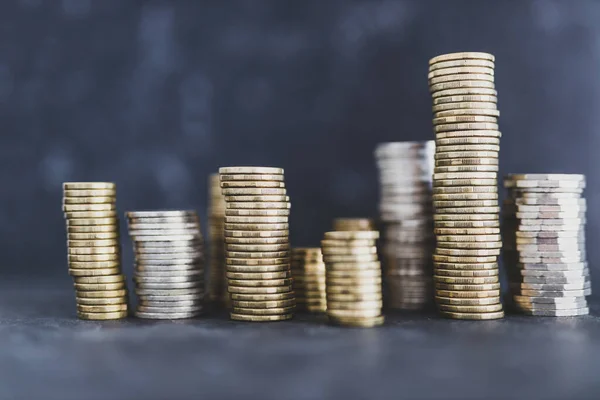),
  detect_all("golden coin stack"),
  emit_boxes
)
[207,173,228,306]
[503,174,590,316]
[290,248,326,312]
[428,52,504,320]
[219,166,295,322]
[333,218,376,231]
[126,210,205,319]
[321,231,384,327]
[62,182,129,320]
[374,141,435,311]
